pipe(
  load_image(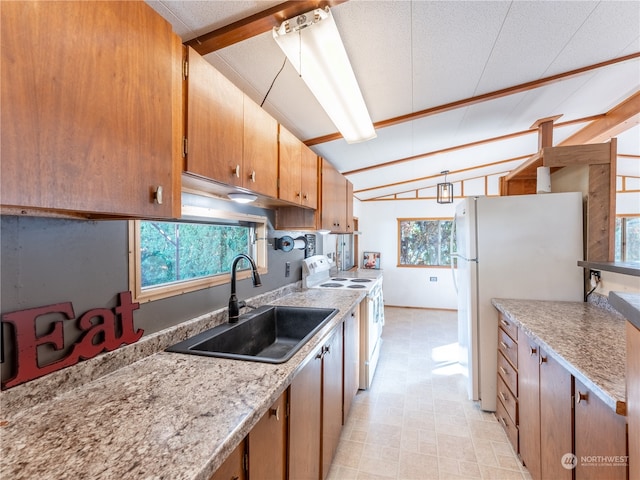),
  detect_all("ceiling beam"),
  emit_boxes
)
[504,90,640,181]
[342,114,602,177]
[184,0,348,55]
[304,52,640,146]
